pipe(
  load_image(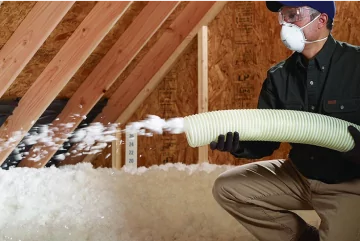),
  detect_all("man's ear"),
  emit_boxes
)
[318,13,328,29]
